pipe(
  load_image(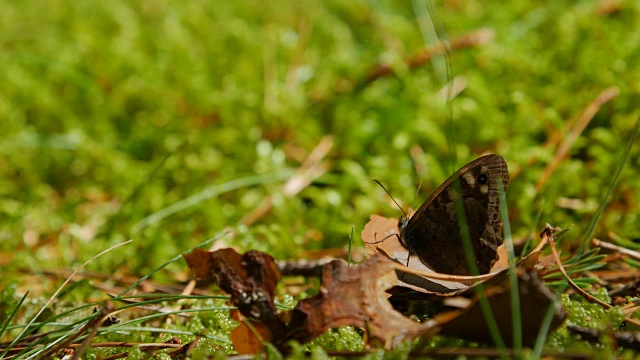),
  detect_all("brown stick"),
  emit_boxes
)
[240,135,333,226]
[510,87,619,181]
[592,238,640,261]
[546,230,640,327]
[363,28,494,85]
[531,87,619,188]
